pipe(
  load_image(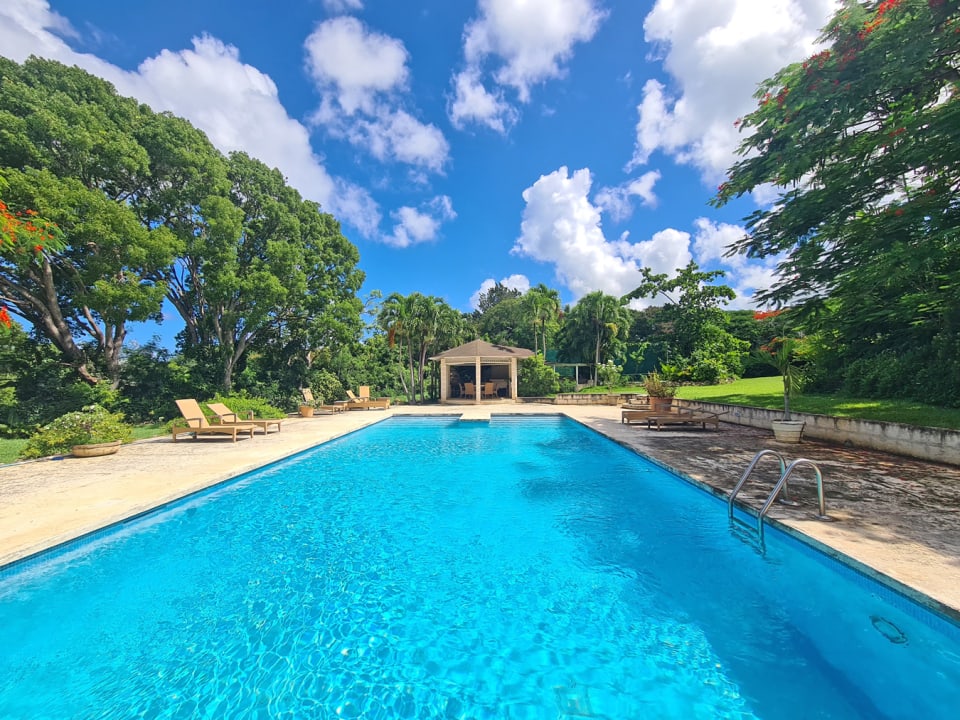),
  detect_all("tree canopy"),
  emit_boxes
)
[0,56,363,394]
[624,261,746,382]
[714,0,960,401]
